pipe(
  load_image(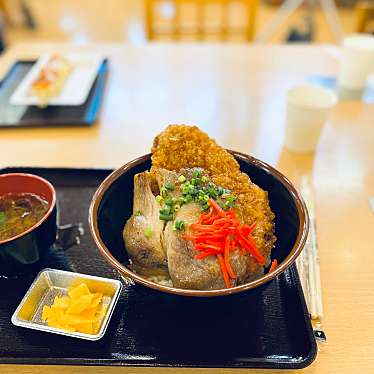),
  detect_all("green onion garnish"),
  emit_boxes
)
[208,187,218,198]
[144,226,153,239]
[159,213,174,221]
[159,206,172,215]
[193,169,201,178]
[201,203,209,211]
[164,197,174,205]
[174,219,185,231]
[178,175,186,183]
[164,182,175,191]
[160,186,168,197]
[156,171,237,223]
